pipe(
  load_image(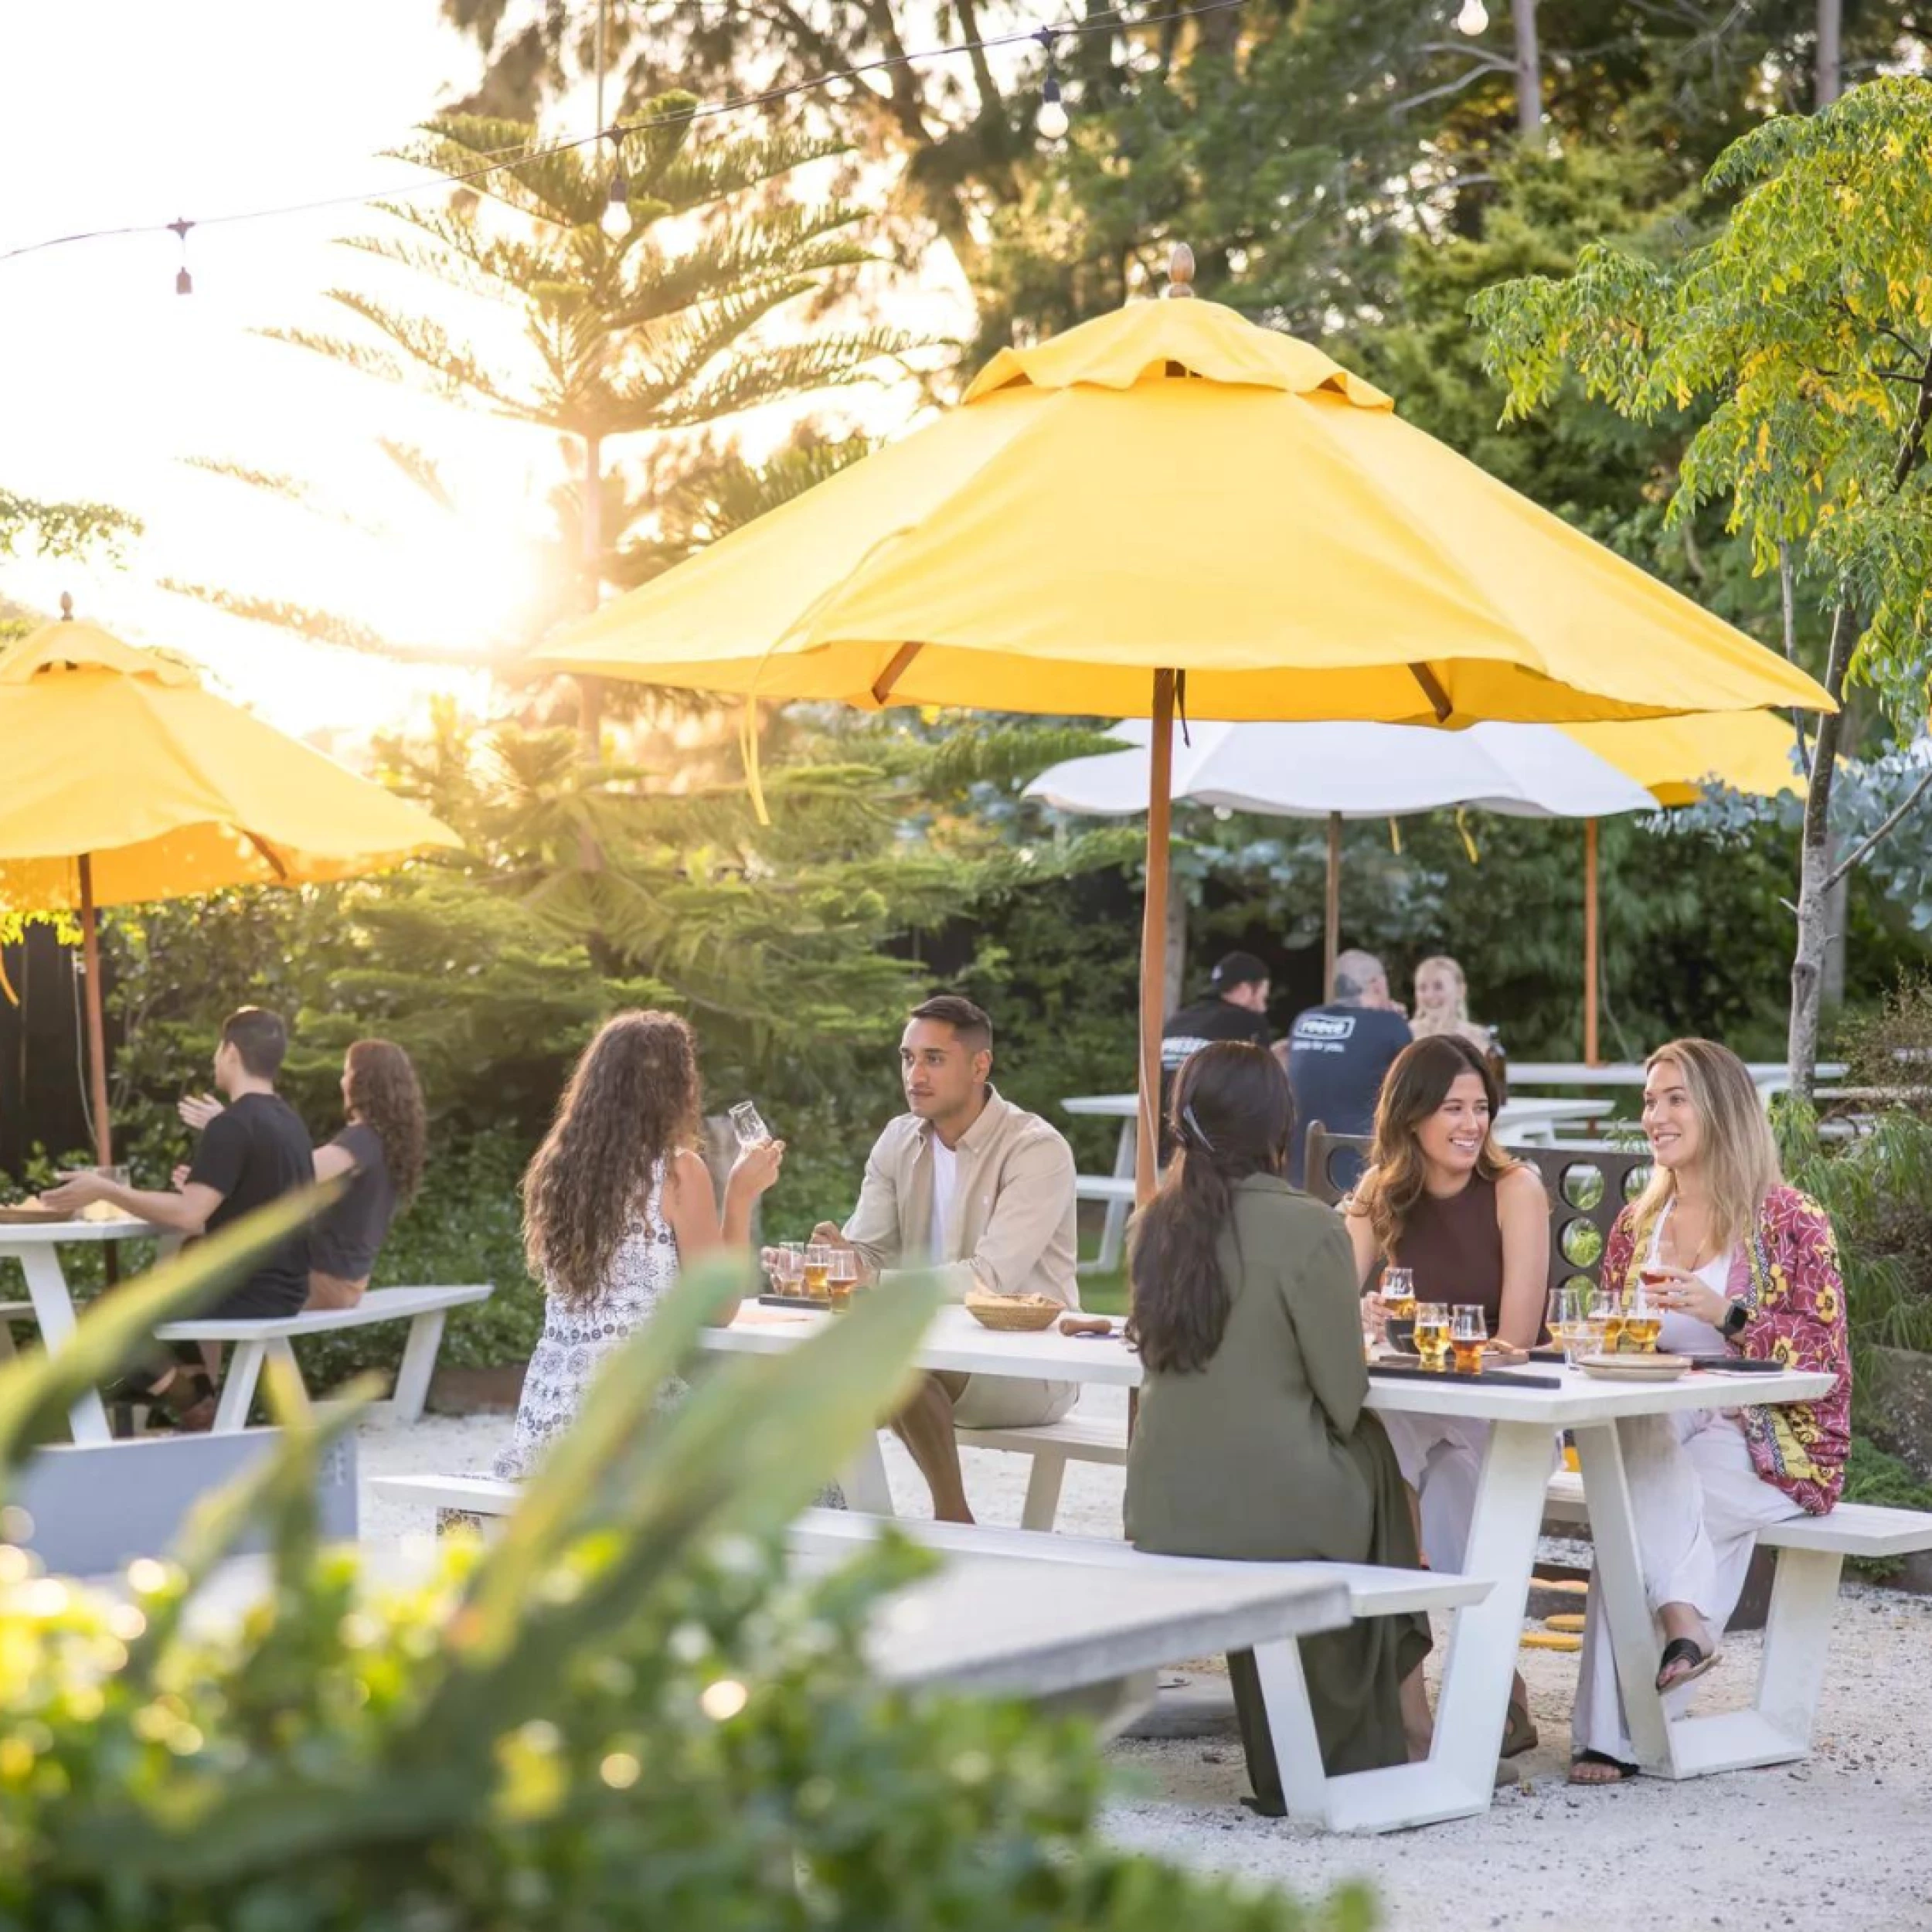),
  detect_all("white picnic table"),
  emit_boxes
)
[702,1304,1833,1832]
[1061,1090,1615,1272]
[0,1216,164,1445]
[1507,1060,1844,1096]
